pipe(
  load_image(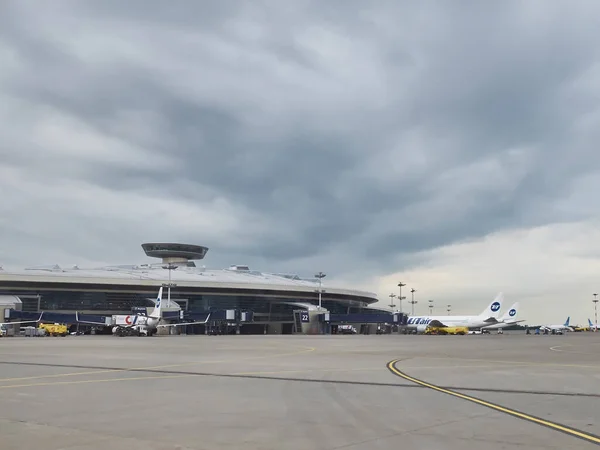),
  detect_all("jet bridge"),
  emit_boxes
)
[6,309,109,325]
[321,313,406,323]
[183,309,254,335]
[318,312,407,334]
[290,310,408,335]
